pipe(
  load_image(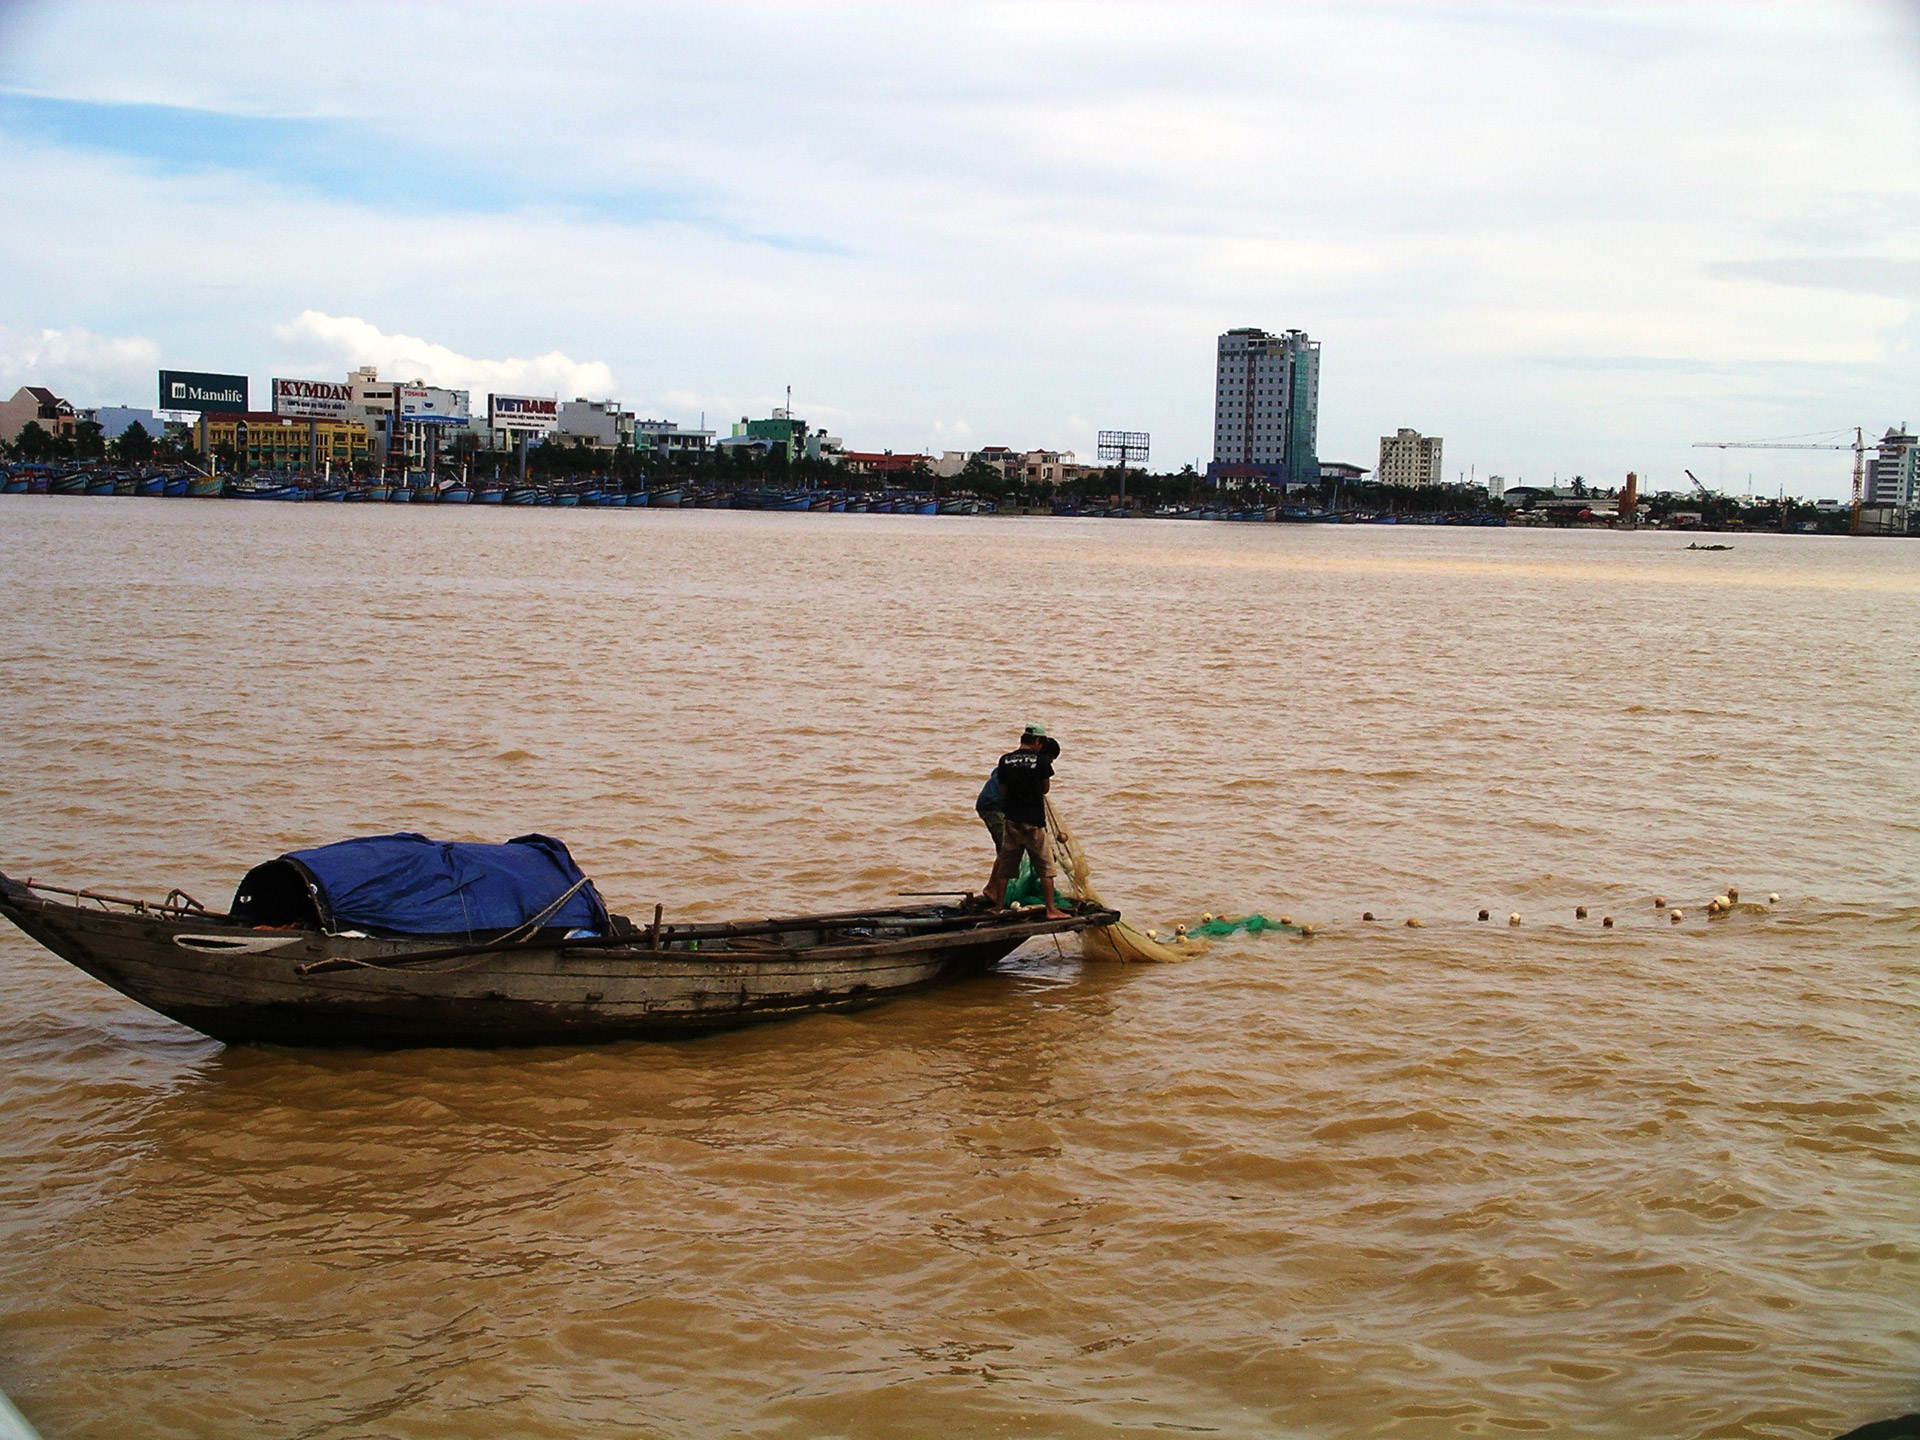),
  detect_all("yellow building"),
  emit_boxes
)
[201,412,371,470]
